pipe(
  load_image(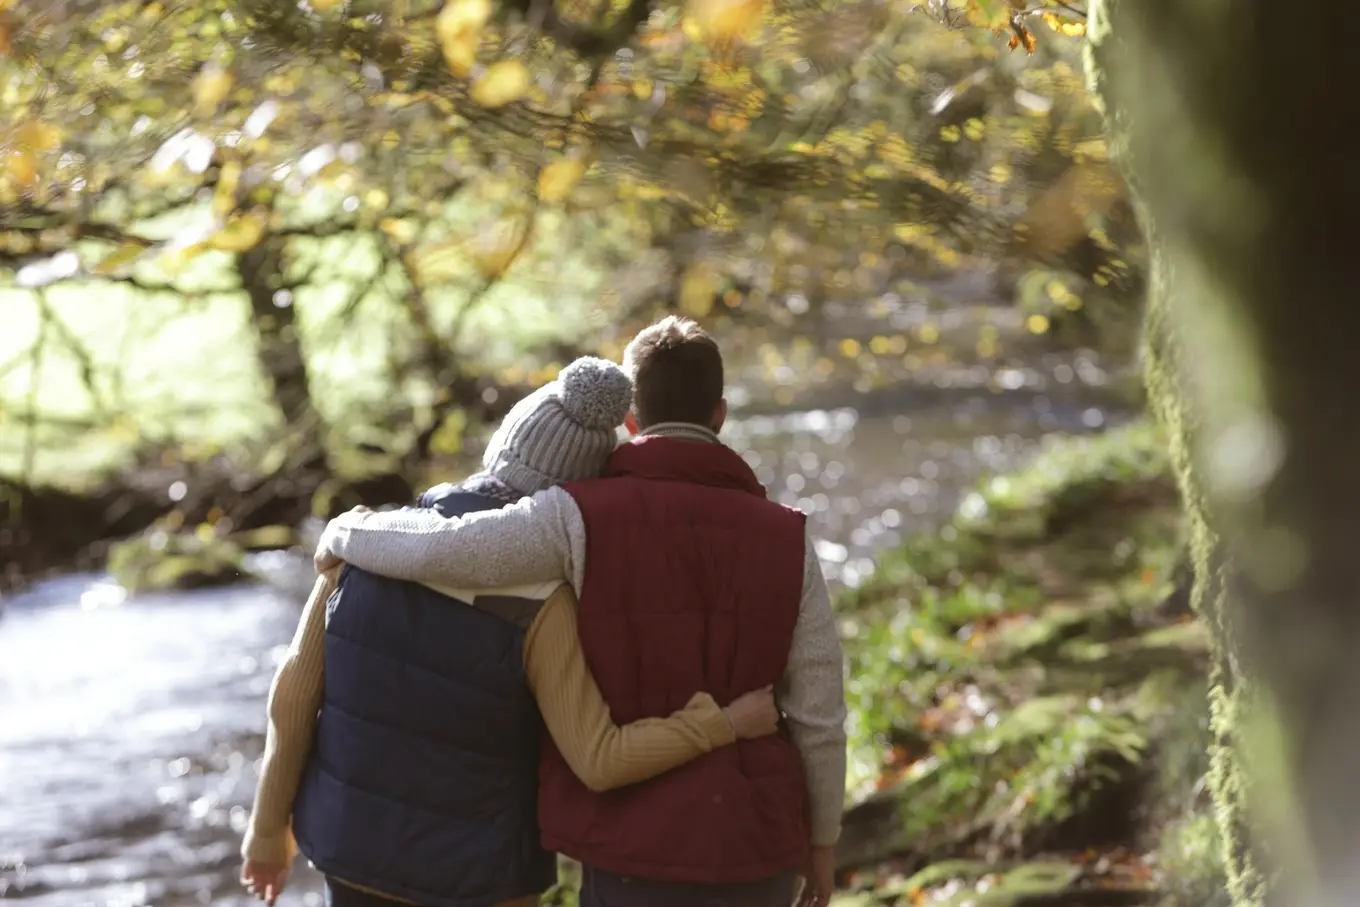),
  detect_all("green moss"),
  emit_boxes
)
[1160,813,1231,907]
[1083,2,1264,902]
[1134,140,1264,907]
[106,529,246,593]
